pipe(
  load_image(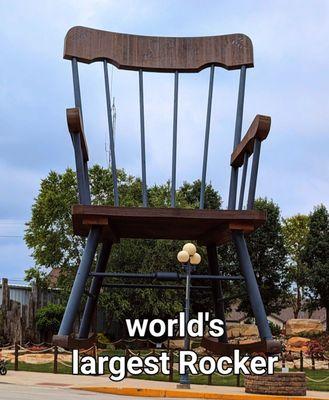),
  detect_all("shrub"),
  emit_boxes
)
[268,321,281,337]
[97,332,112,349]
[36,303,65,338]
